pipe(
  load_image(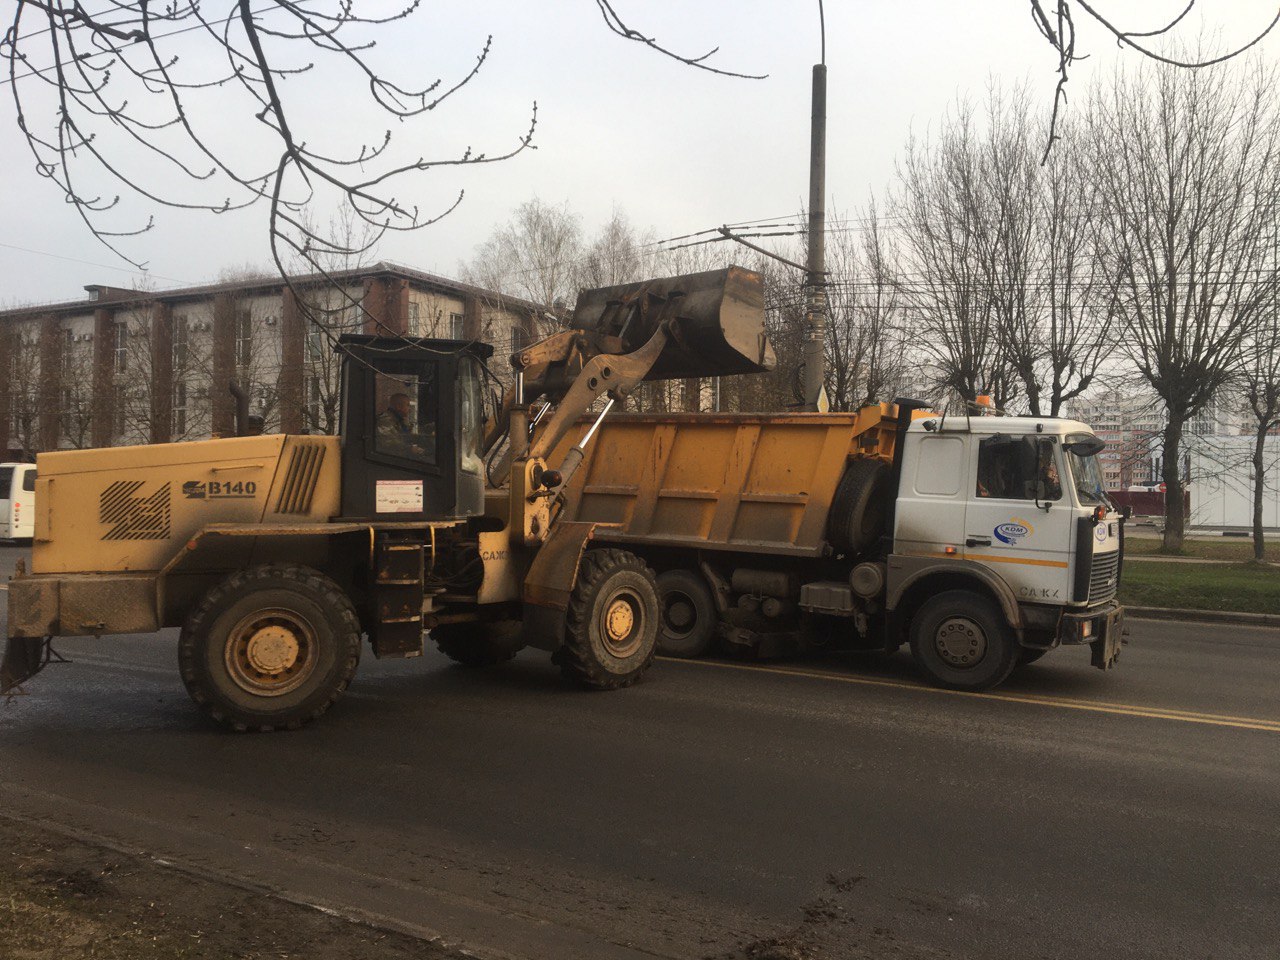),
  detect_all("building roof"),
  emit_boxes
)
[0,261,541,320]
